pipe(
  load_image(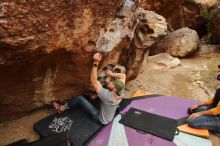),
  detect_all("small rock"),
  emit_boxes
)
[147,53,181,69]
